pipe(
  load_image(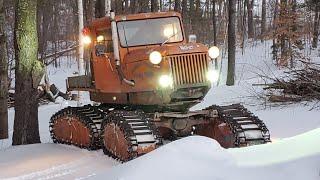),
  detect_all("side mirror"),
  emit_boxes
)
[95,44,107,56]
[188,34,197,43]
